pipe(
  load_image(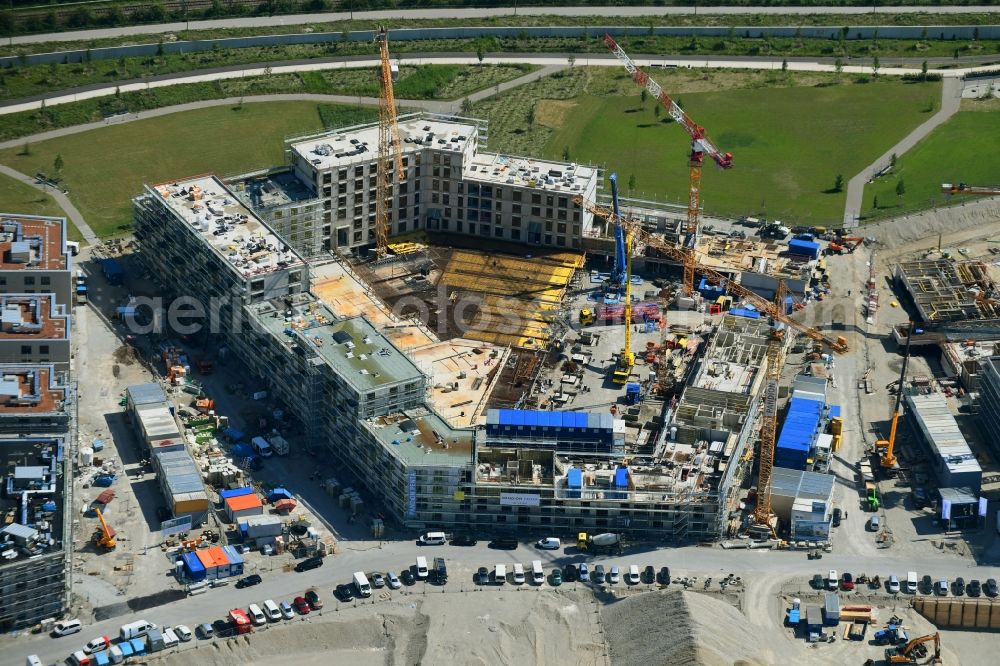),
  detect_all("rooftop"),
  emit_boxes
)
[770,466,836,501]
[906,392,982,477]
[150,175,306,279]
[249,293,426,392]
[234,169,316,209]
[688,314,771,395]
[0,214,69,271]
[0,295,68,340]
[0,437,66,566]
[464,151,597,191]
[365,406,474,467]
[0,365,67,414]
[291,117,478,172]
